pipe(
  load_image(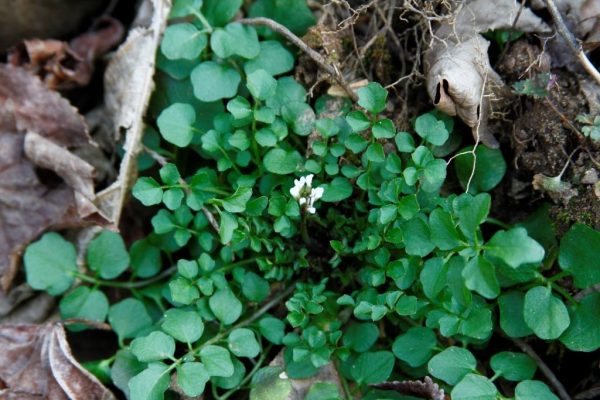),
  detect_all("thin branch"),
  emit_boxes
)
[511,337,572,400]
[238,17,358,101]
[543,0,600,85]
